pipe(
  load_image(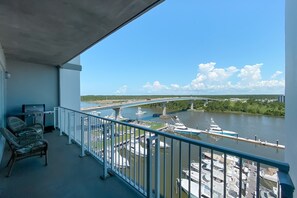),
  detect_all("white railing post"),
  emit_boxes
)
[101,123,109,179]
[54,107,57,129]
[59,108,62,136]
[147,135,160,198]
[155,134,160,198]
[74,112,77,141]
[87,116,91,152]
[68,111,72,144]
[80,116,85,157]
[111,122,115,171]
